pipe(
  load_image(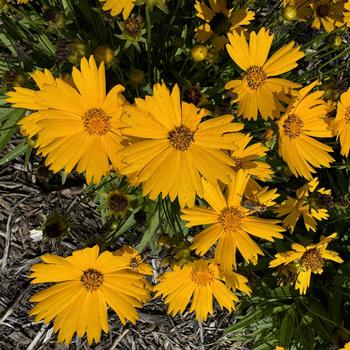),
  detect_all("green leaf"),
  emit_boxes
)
[137,205,160,251]
[0,141,28,166]
[0,109,25,151]
[279,306,295,347]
